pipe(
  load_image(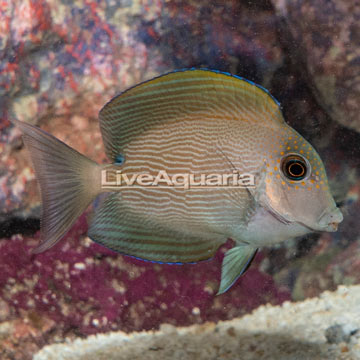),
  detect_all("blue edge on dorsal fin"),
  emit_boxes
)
[97,68,271,276]
[100,67,282,114]
[173,67,281,108]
